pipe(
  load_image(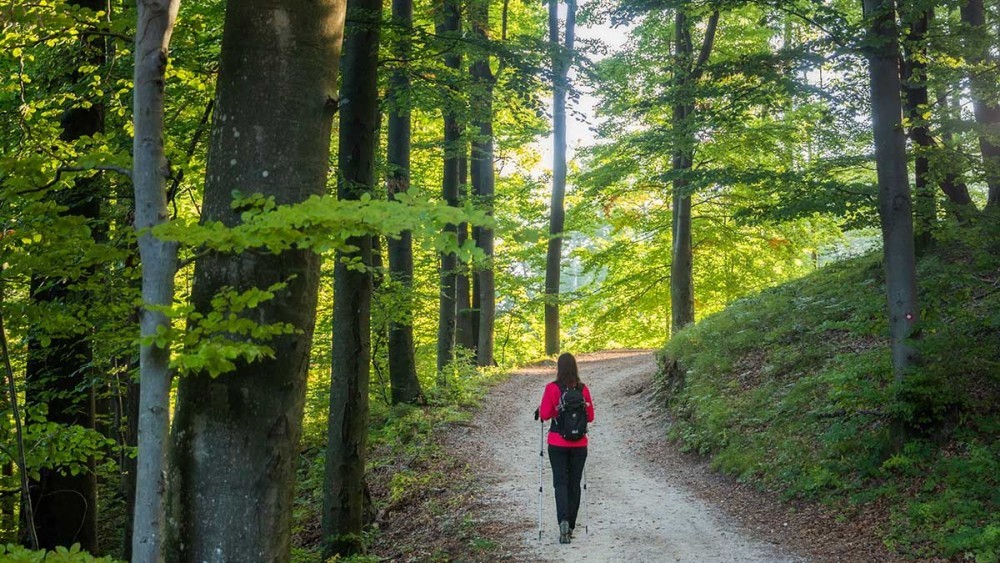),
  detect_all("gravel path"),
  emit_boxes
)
[456,350,803,563]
